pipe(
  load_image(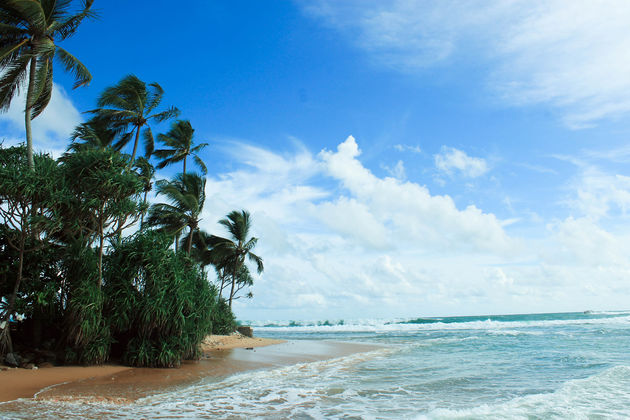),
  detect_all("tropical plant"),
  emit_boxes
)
[0,146,61,353]
[104,231,216,367]
[132,157,155,228]
[154,119,208,175]
[0,0,95,170]
[88,75,179,164]
[209,210,263,308]
[59,148,144,285]
[147,173,206,254]
[67,116,117,152]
